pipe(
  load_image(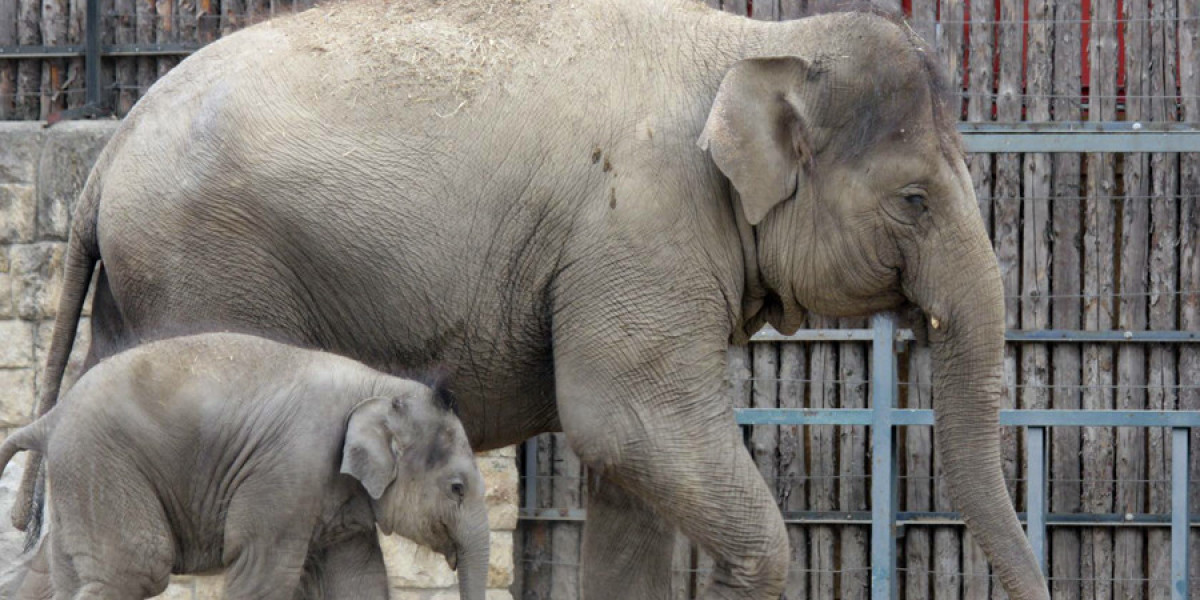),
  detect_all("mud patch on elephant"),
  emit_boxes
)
[287,0,559,108]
